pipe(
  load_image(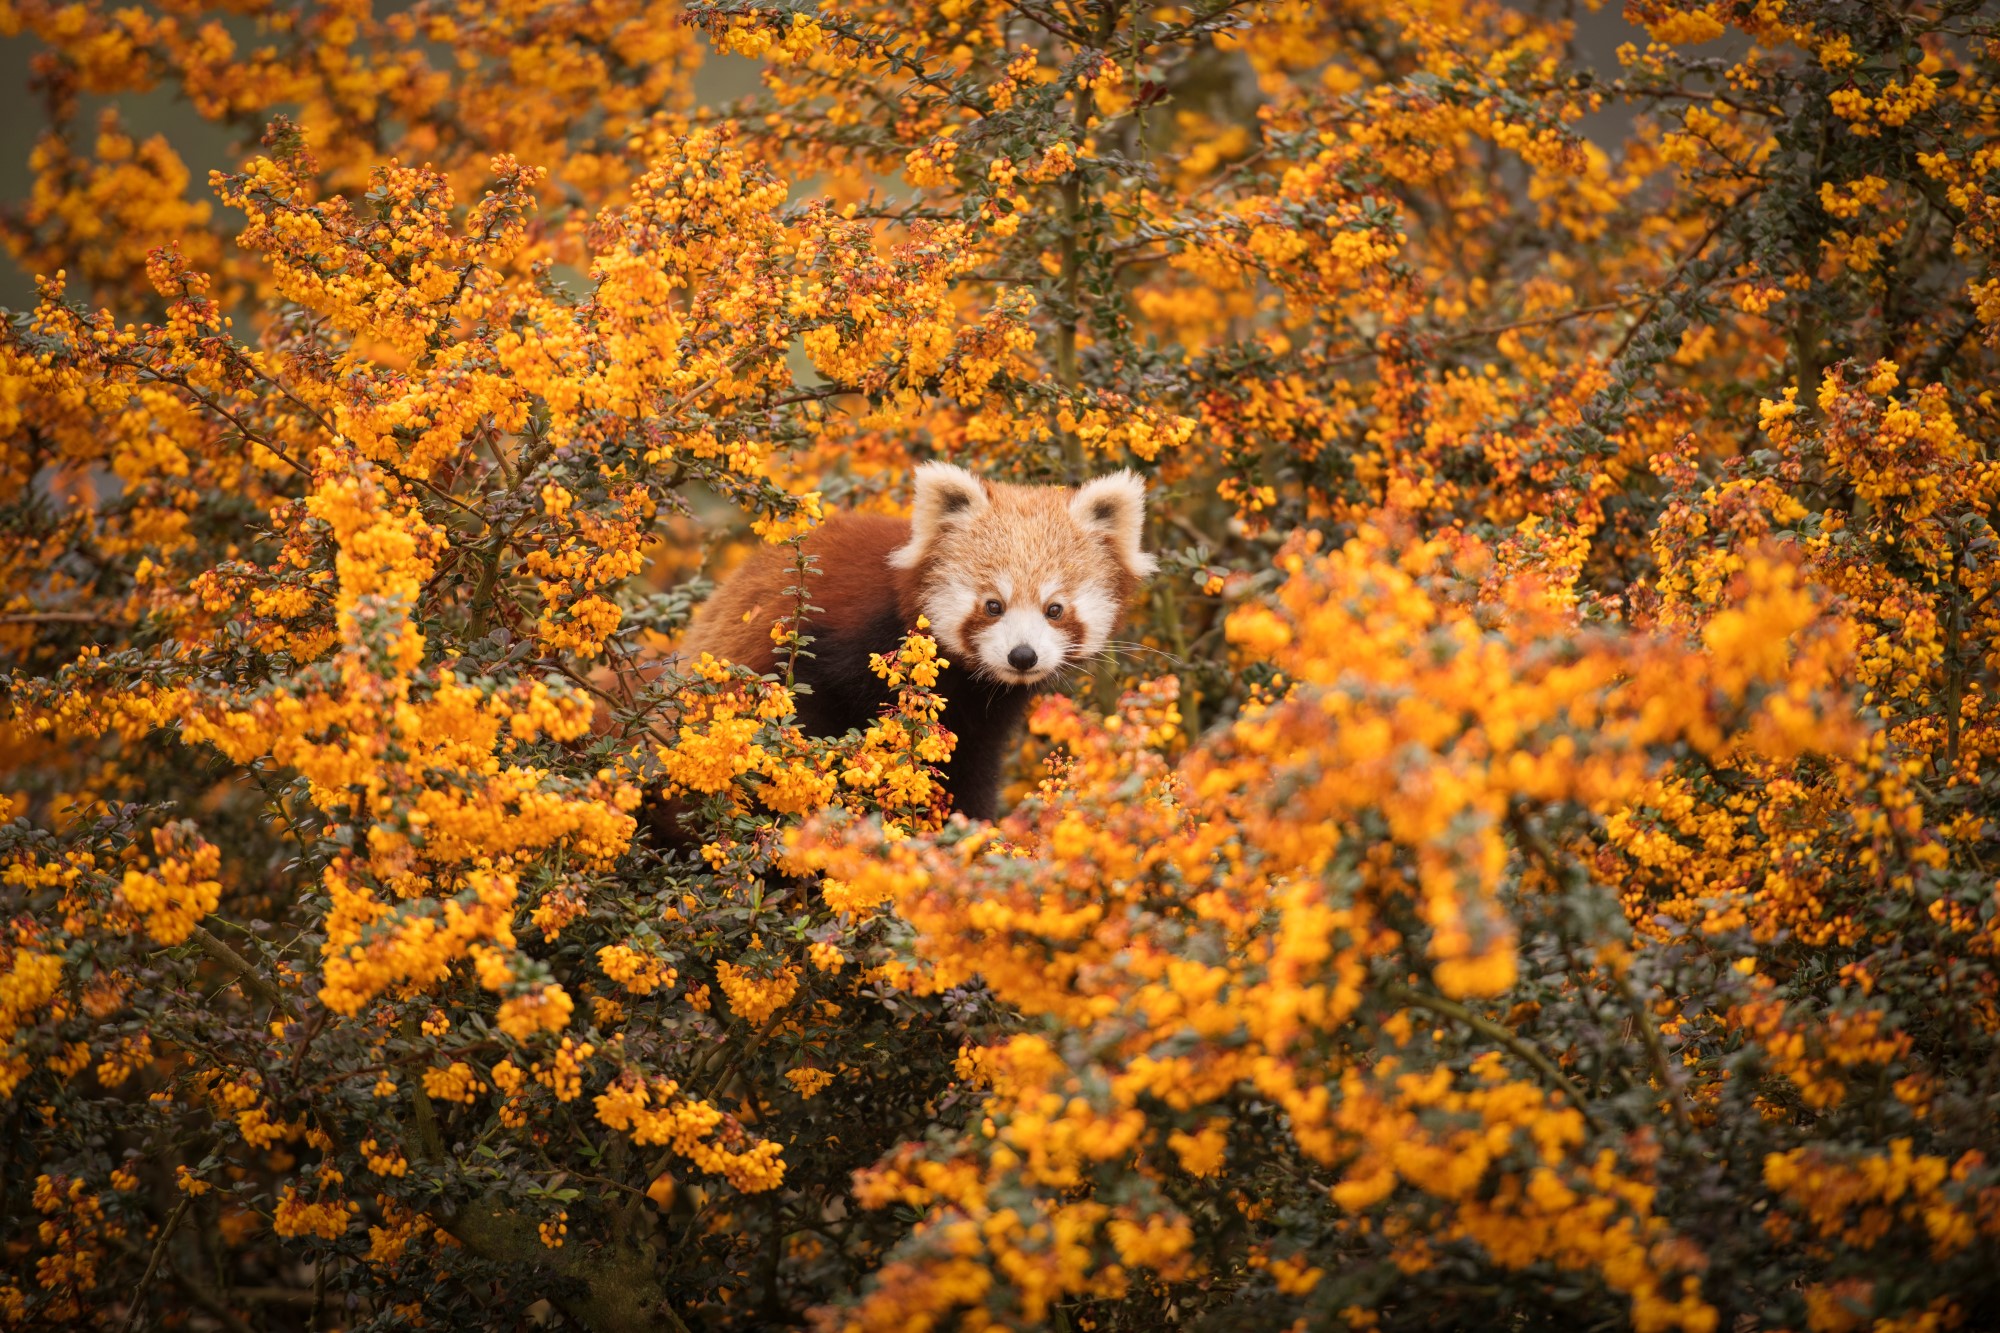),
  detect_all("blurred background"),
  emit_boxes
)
[0,2,1660,310]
